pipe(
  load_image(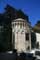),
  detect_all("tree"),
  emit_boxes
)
[17,10,29,22]
[0,4,30,52]
[4,4,17,20]
[33,20,40,33]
